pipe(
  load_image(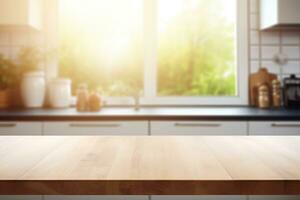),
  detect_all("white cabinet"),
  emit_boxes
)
[151,121,247,135]
[150,121,247,200]
[152,196,246,200]
[0,122,42,135]
[44,196,148,200]
[249,122,300,200]
[0,196,42,200]
[260,0,300,29]
[249,121,300,135]
[0,0,43,30]
[44,121,149,135]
